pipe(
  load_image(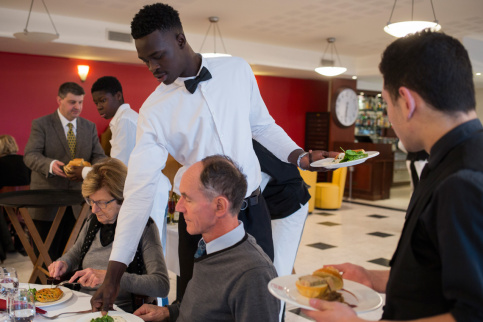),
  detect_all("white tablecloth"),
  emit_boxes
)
[166,223,179,276]
[16,283,122,321]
